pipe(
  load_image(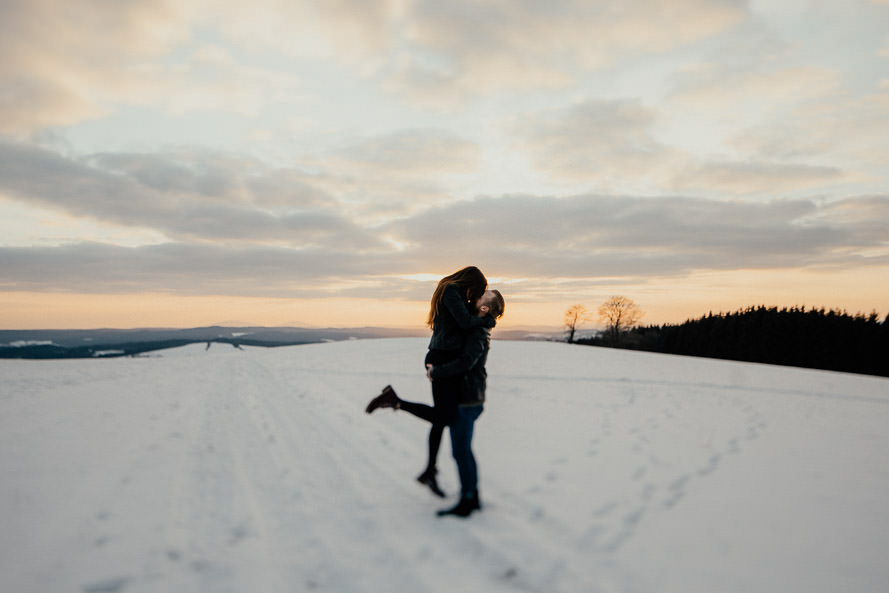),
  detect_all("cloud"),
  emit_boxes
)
[0,0,191,134]
[0,0,313,134]
[302,129,483,220]
[0,75,106,135]
[0,240,445,301]
[147,1,748,106]
[384,194,887,277]
[144,47,297,117]
[1,192,885,298]
[0,129,481,242]
[505,99,681,187]
[669,160,845,194]
[663,61,846,165]
[657,10,888,181]
[331,129,480,175]
[384,0,748,102]
[507,79,884,196]
[195,0,398,62]
[0,0,187,76]
[0,140,380,248]
[671,64,842,113]
[3,135,883,294]
[728,87,889,169]
[0,242,391,296]
[86,150,262,203]
[813,195,889,246]
[504,97,848,195]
